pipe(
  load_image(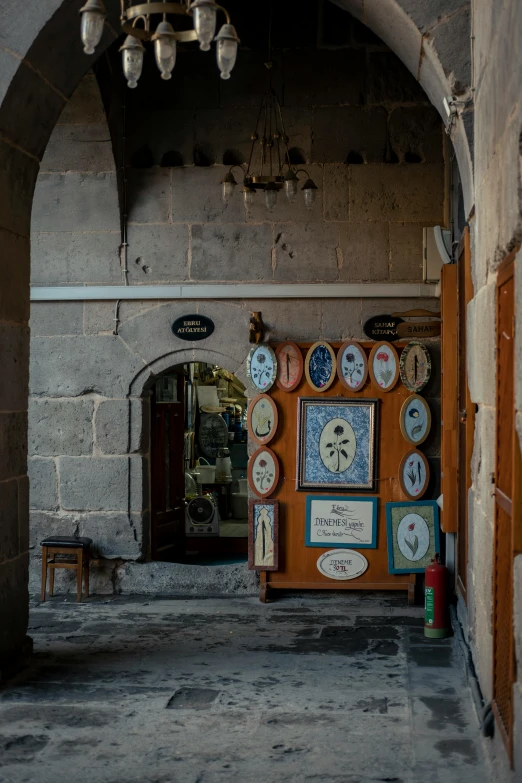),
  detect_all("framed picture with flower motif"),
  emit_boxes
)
[399,394,431,445]
[246,344,277,392]
[337,340,368,392]
[399,449,430,499]
[386,501,440,574]
[248,446,280,498]
[369,341,399,392]
[247,394,278,446]
[296,397,379,491]
[248,499,279,571]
